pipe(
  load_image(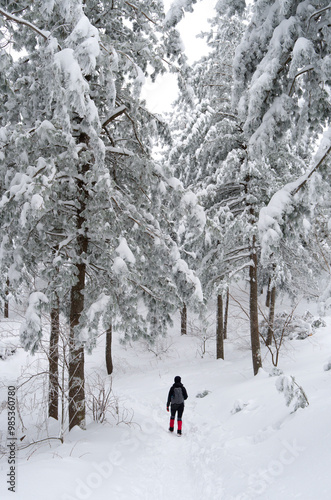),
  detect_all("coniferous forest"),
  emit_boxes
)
[0,1,330,499]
